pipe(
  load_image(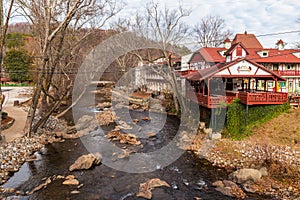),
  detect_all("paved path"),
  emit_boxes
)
[1,87,32,142]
